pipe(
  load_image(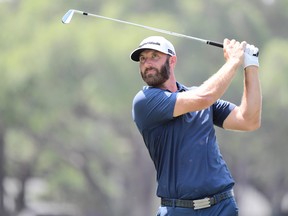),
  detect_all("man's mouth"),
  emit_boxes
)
[145,67,157,75]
